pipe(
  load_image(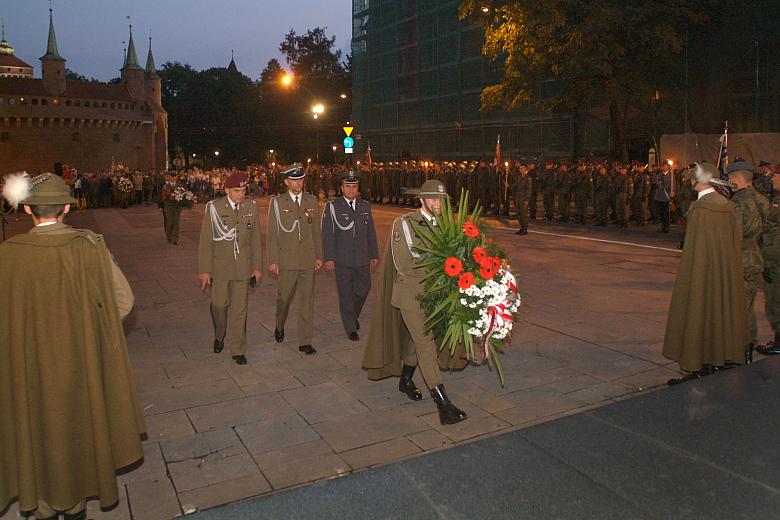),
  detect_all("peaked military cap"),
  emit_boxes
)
[339,169,360,184]
[283,166,306,179]
[726,161,755,174]
[418,179,449,199]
